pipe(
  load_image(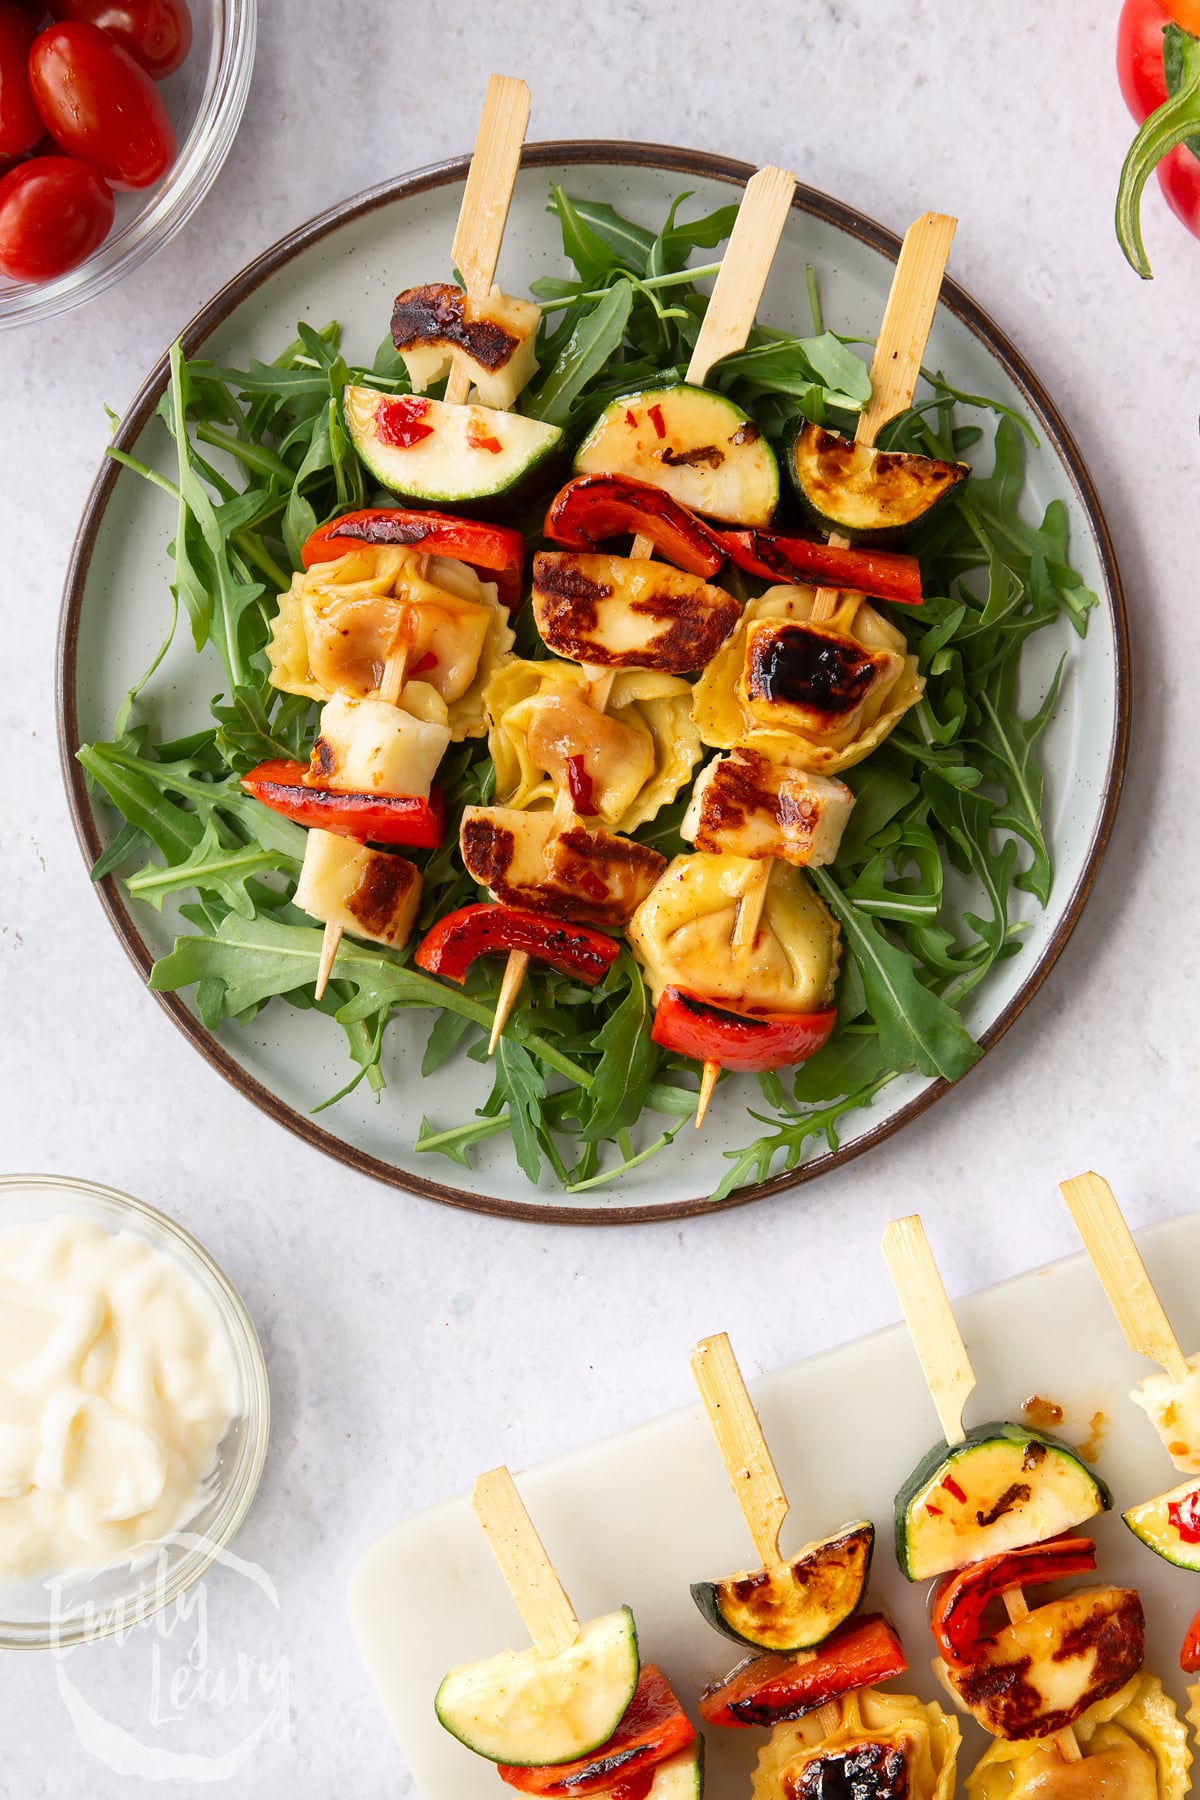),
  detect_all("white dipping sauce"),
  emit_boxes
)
[0,1213,241,1579]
